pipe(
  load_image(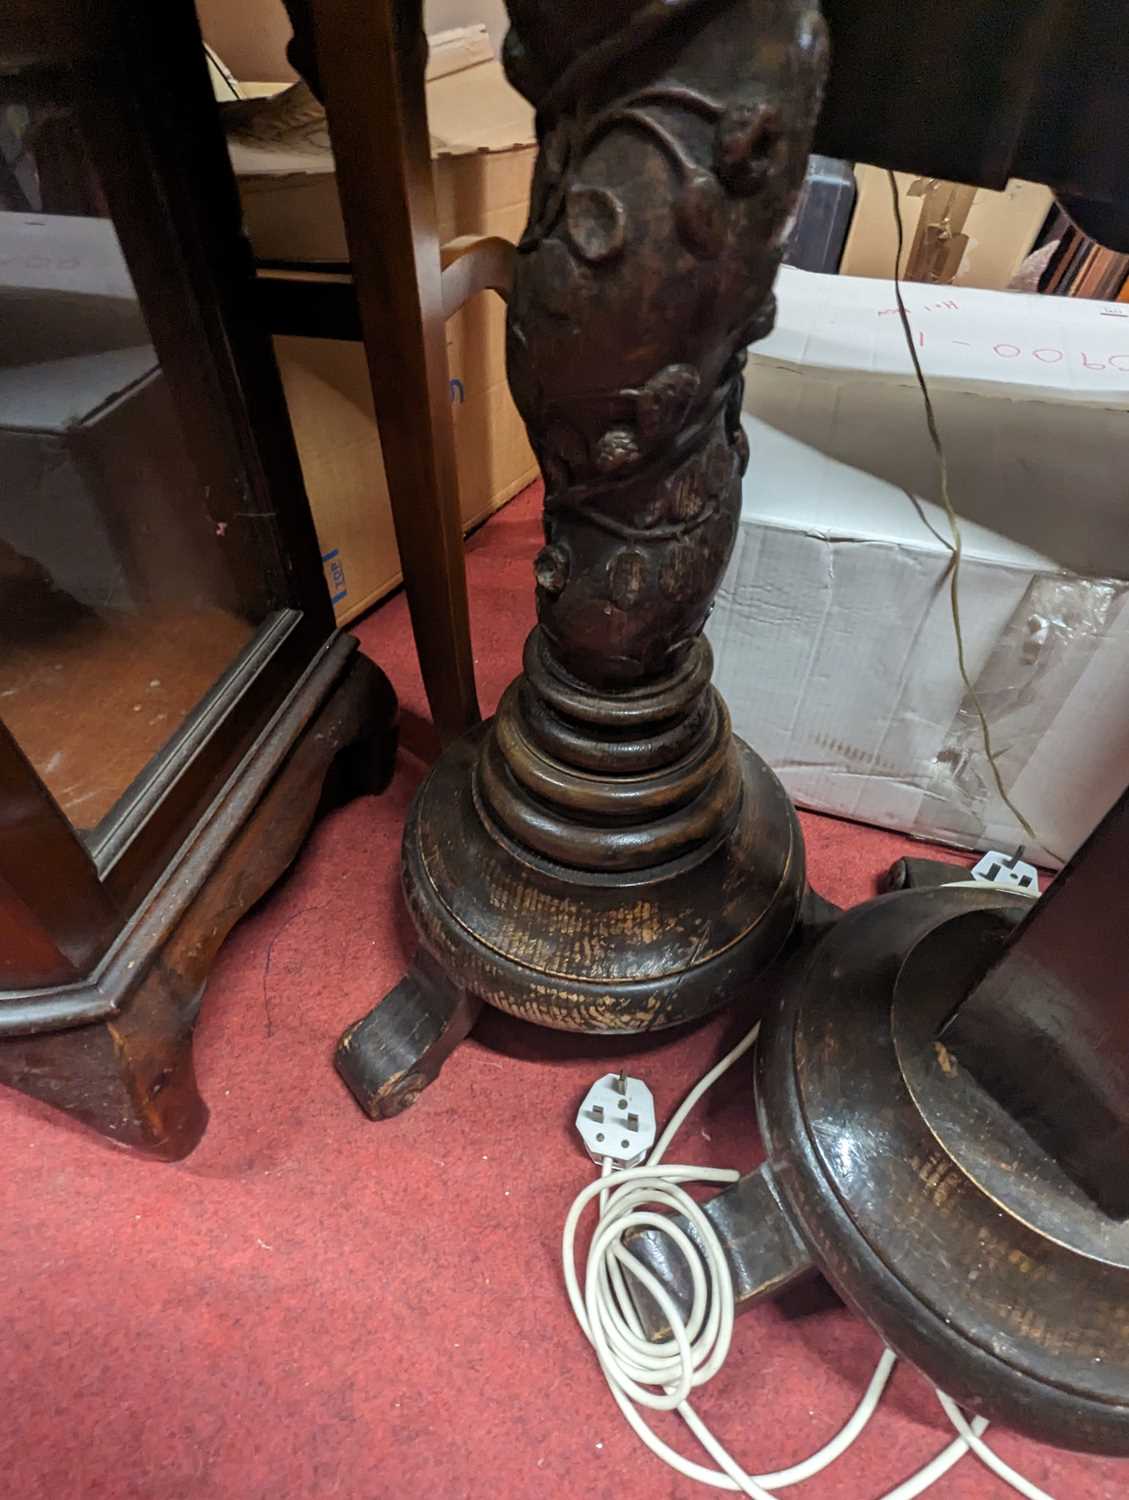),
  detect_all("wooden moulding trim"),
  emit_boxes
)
[87,611,301,873]
[0,633,357,1037]
[523,628,714,727]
